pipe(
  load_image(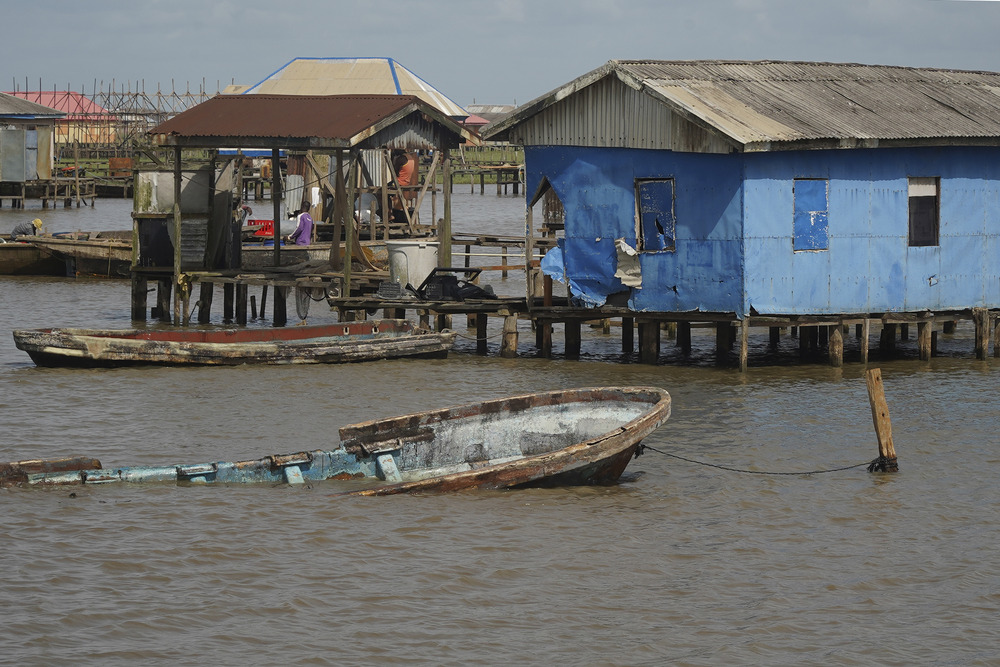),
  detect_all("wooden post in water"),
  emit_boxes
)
[677,321,691,355]
[130,275,148,321]
[500,311,518,358]
[622,317,634,355]
[860,319,870,364]
[565,319,581,360]
[973,307,990,359]
[918,321,932,361]
[739,318,750,372]
[235,284,248,325]
[197,282,213,324]
[829,325,844,367]
[865,368,899,472]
